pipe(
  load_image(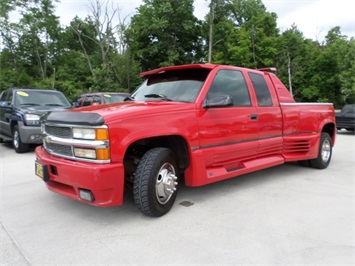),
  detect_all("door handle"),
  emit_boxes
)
[250,114,258,120]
